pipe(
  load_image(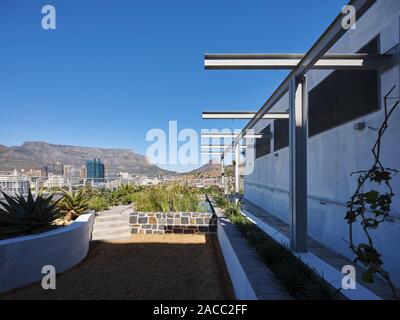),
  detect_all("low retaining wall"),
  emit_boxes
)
[0,212,95,294]
[217,218,291,300]
[129,212,217,234]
